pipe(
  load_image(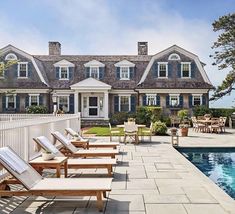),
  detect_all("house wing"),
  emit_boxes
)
[138,45,212,86]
